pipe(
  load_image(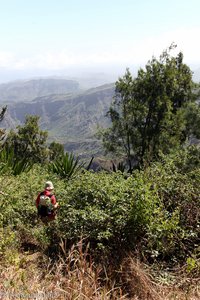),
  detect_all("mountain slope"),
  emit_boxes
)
[0,78,80,103]
[2,84,115,157]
